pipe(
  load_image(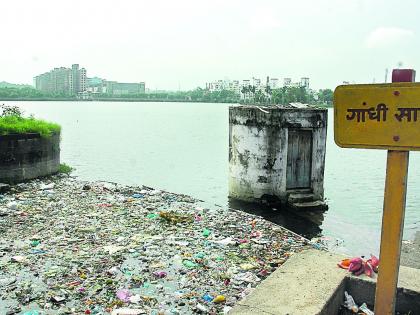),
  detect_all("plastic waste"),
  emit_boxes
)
[196,303,208,312]
[359,302,374,315]
[117,289,132,302]
[213,237,235,246]
[6,201,18,210]
[111,309,146,315]
[30,240,40,247]
[212,295,226,303]
[11,255,26,263]
[343,291,359,313]
[240,263,258,270]
[146,213,158,219]
[182,260,198,268]
[0,277,16,288]
[129,294,142,304]
[153,271,167,278]
[202,293,213,302]
[51,295,66,303]
[39,182,55,190]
